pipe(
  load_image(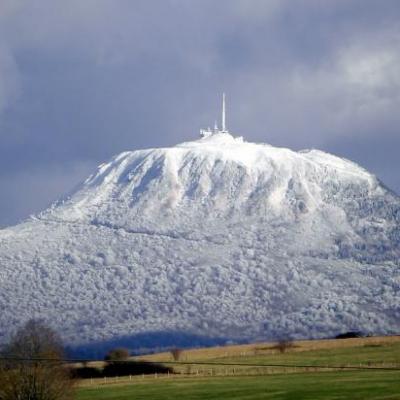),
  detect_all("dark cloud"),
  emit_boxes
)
[0,161,95,226]
[327,131,400,196]
[0,0,399,226]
